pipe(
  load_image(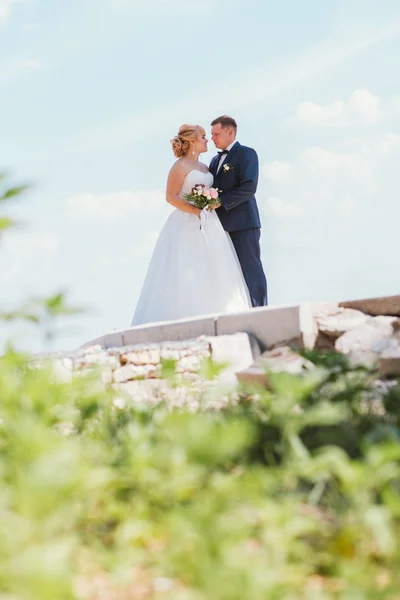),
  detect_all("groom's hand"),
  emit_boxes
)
[208,201,221,211]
